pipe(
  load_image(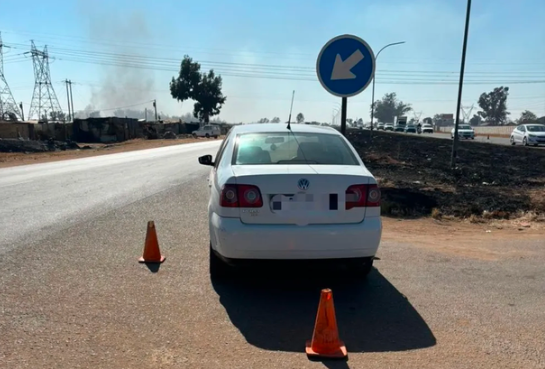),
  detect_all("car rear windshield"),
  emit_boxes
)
[460,125,472,130]
[527,125,545,132]
[233,132,360,165]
